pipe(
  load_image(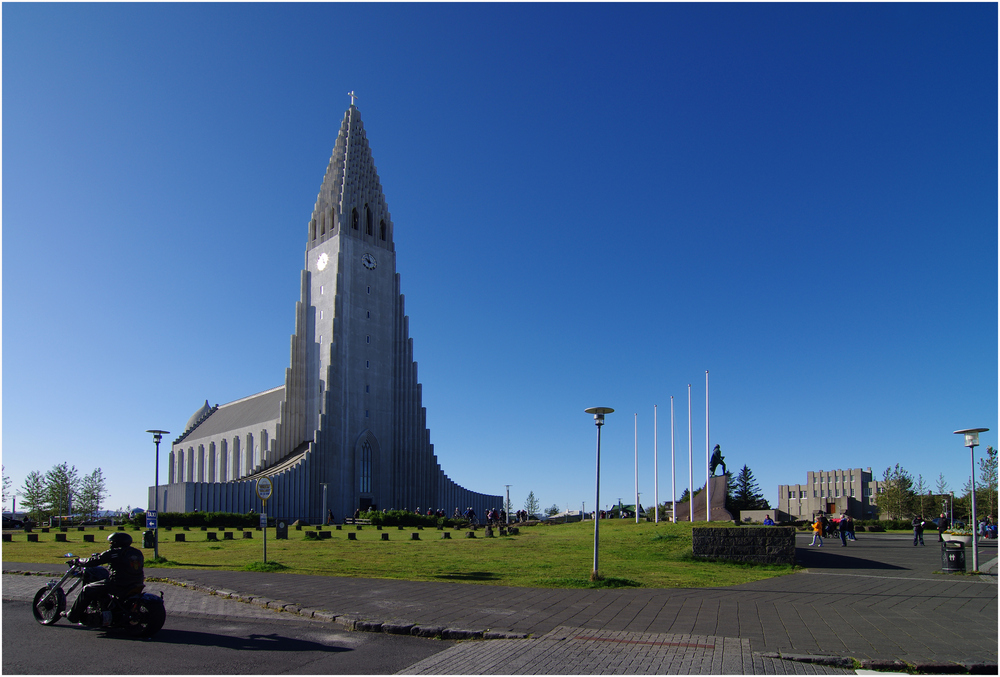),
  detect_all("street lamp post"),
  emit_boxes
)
[954,428,988,573]
[145,429,170,560]
[585,407,614,581]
